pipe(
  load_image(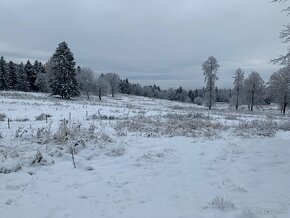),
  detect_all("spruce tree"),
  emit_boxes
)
[18,63,30,92]
[0,56,10,90]
[8,61,18,90]
[25,60,36,91]
[50,41,79,98]
[35,62,49,93]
